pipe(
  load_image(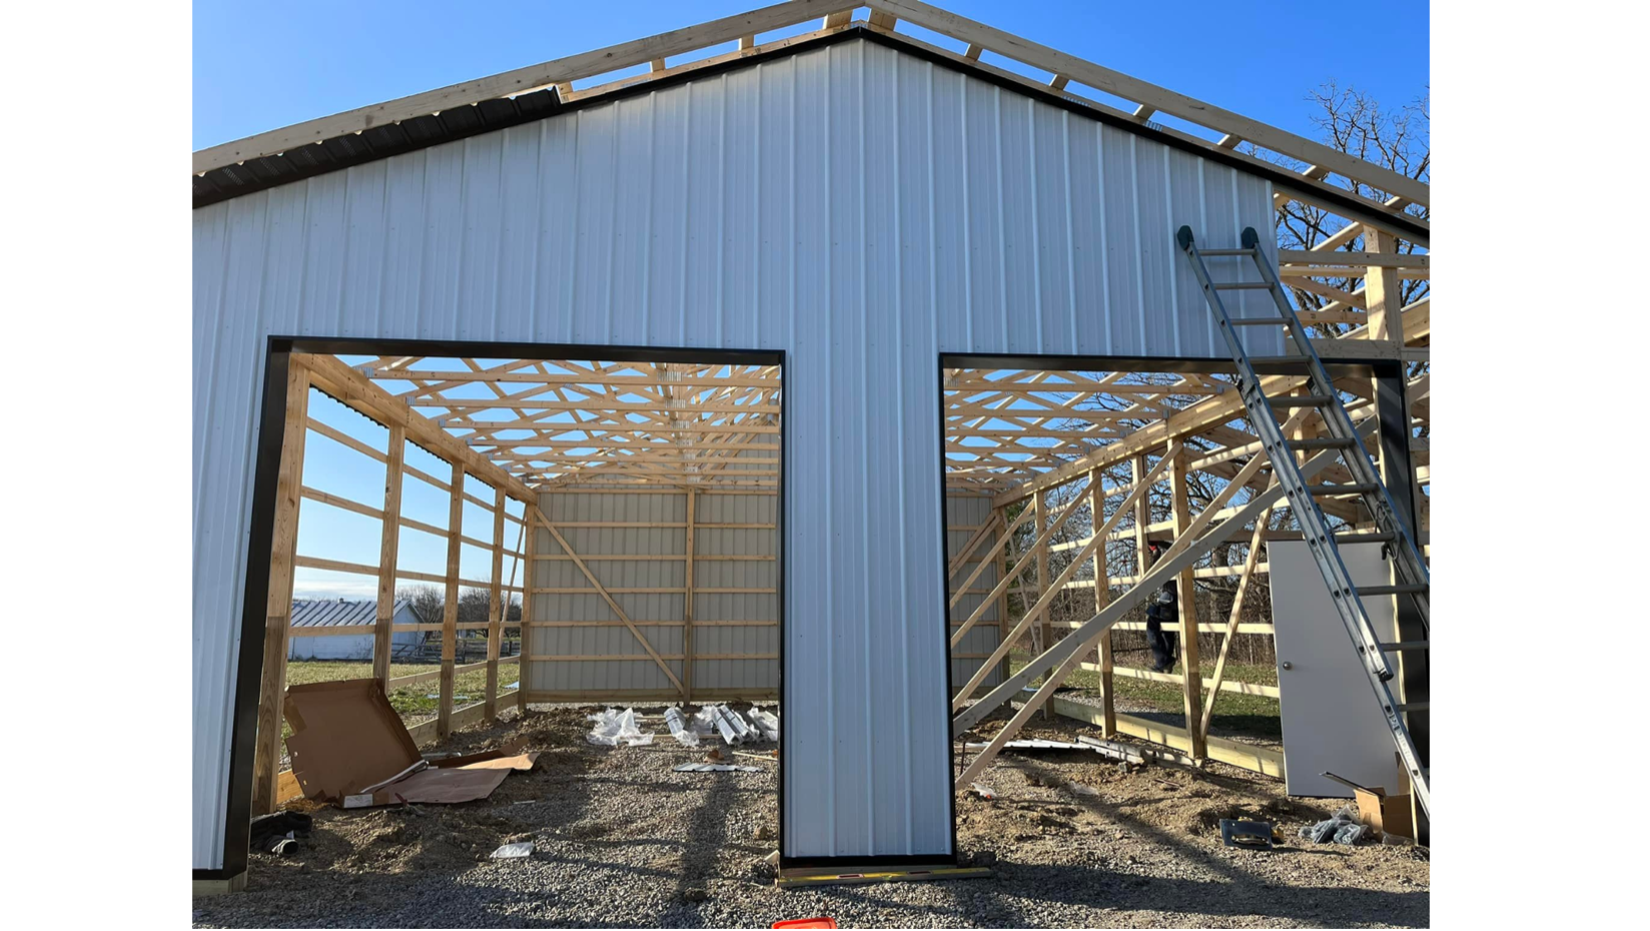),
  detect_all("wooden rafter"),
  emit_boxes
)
[350,357,782,491]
